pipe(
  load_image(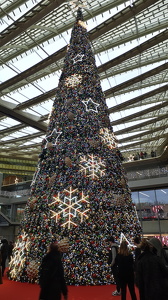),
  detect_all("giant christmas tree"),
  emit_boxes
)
[9,8,141,285]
